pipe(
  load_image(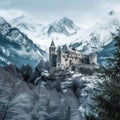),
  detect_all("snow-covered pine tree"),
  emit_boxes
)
[85,31,120,120]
